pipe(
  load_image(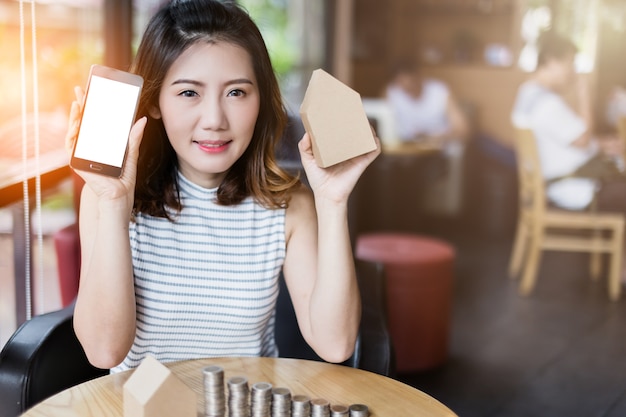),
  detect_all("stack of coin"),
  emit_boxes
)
[271,387,292,417]
[329,404,349,417]
[348,404,369,417]
[250,382,272,417]
[227,376,250,417]
[203,365,226,417]
[291,394,311,417]
[311,398,330,417]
